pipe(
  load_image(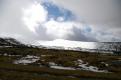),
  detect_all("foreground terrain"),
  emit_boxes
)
[0,47,121,80]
